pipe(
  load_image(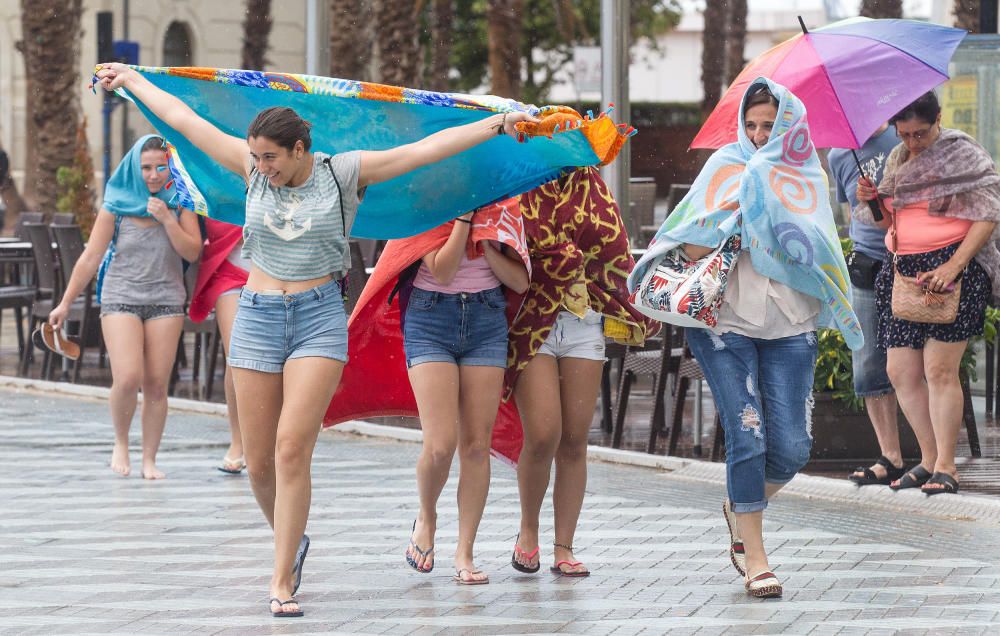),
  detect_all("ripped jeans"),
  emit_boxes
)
[687,329,817,513]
